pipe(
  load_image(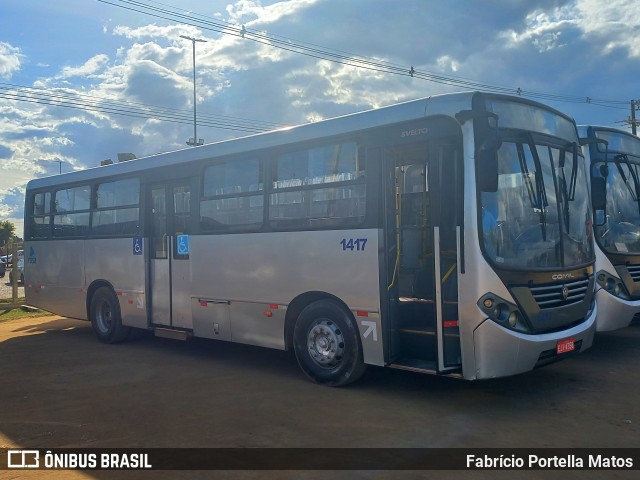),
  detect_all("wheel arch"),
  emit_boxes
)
[86,279,117,319]
[284,291,354,351]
